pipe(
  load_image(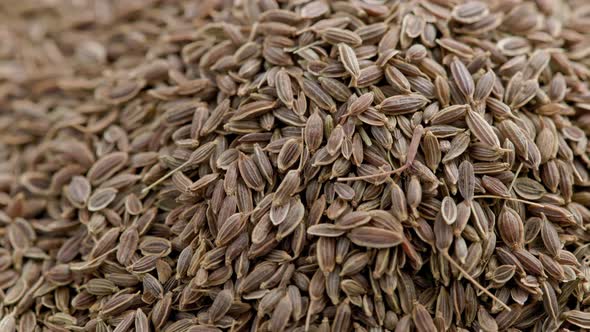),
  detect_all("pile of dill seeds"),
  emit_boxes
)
[2,0,590,331]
